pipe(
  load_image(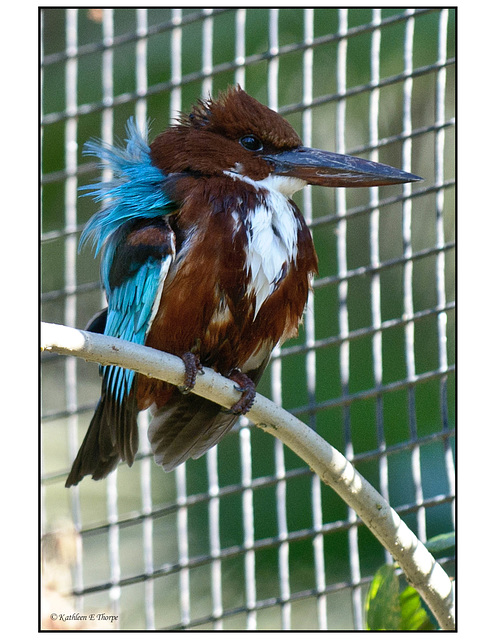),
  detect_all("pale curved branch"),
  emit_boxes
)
[41,321,455,630]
